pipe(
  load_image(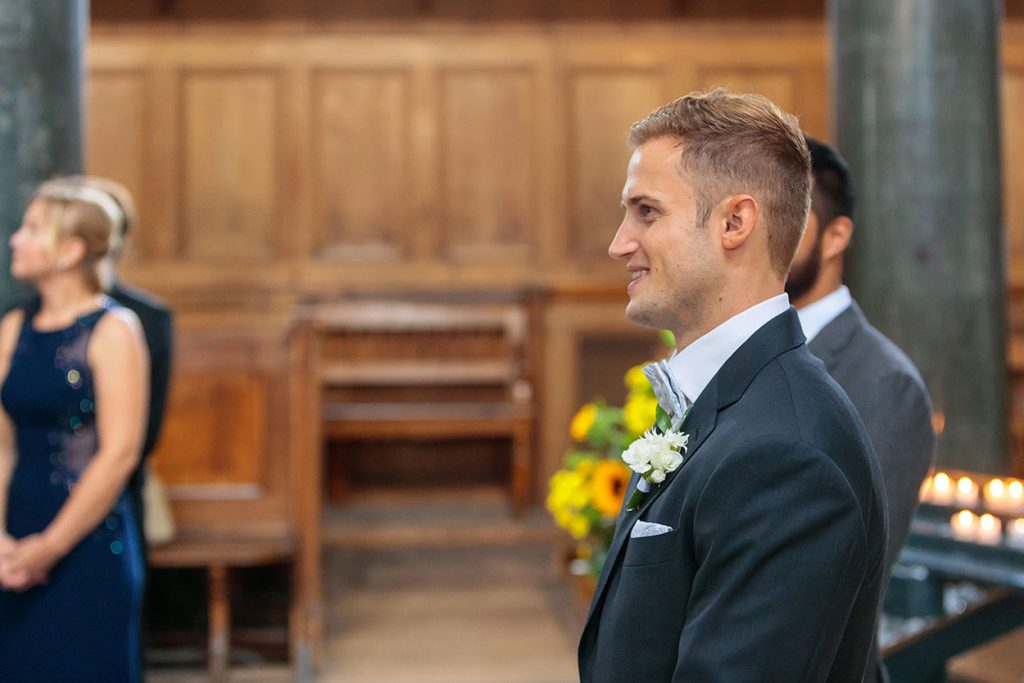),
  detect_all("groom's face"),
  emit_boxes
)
[609,136,721,336]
